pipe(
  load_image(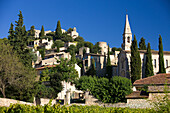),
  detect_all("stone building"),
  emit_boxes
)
[118,14,170,78]
[126,73,170,108]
